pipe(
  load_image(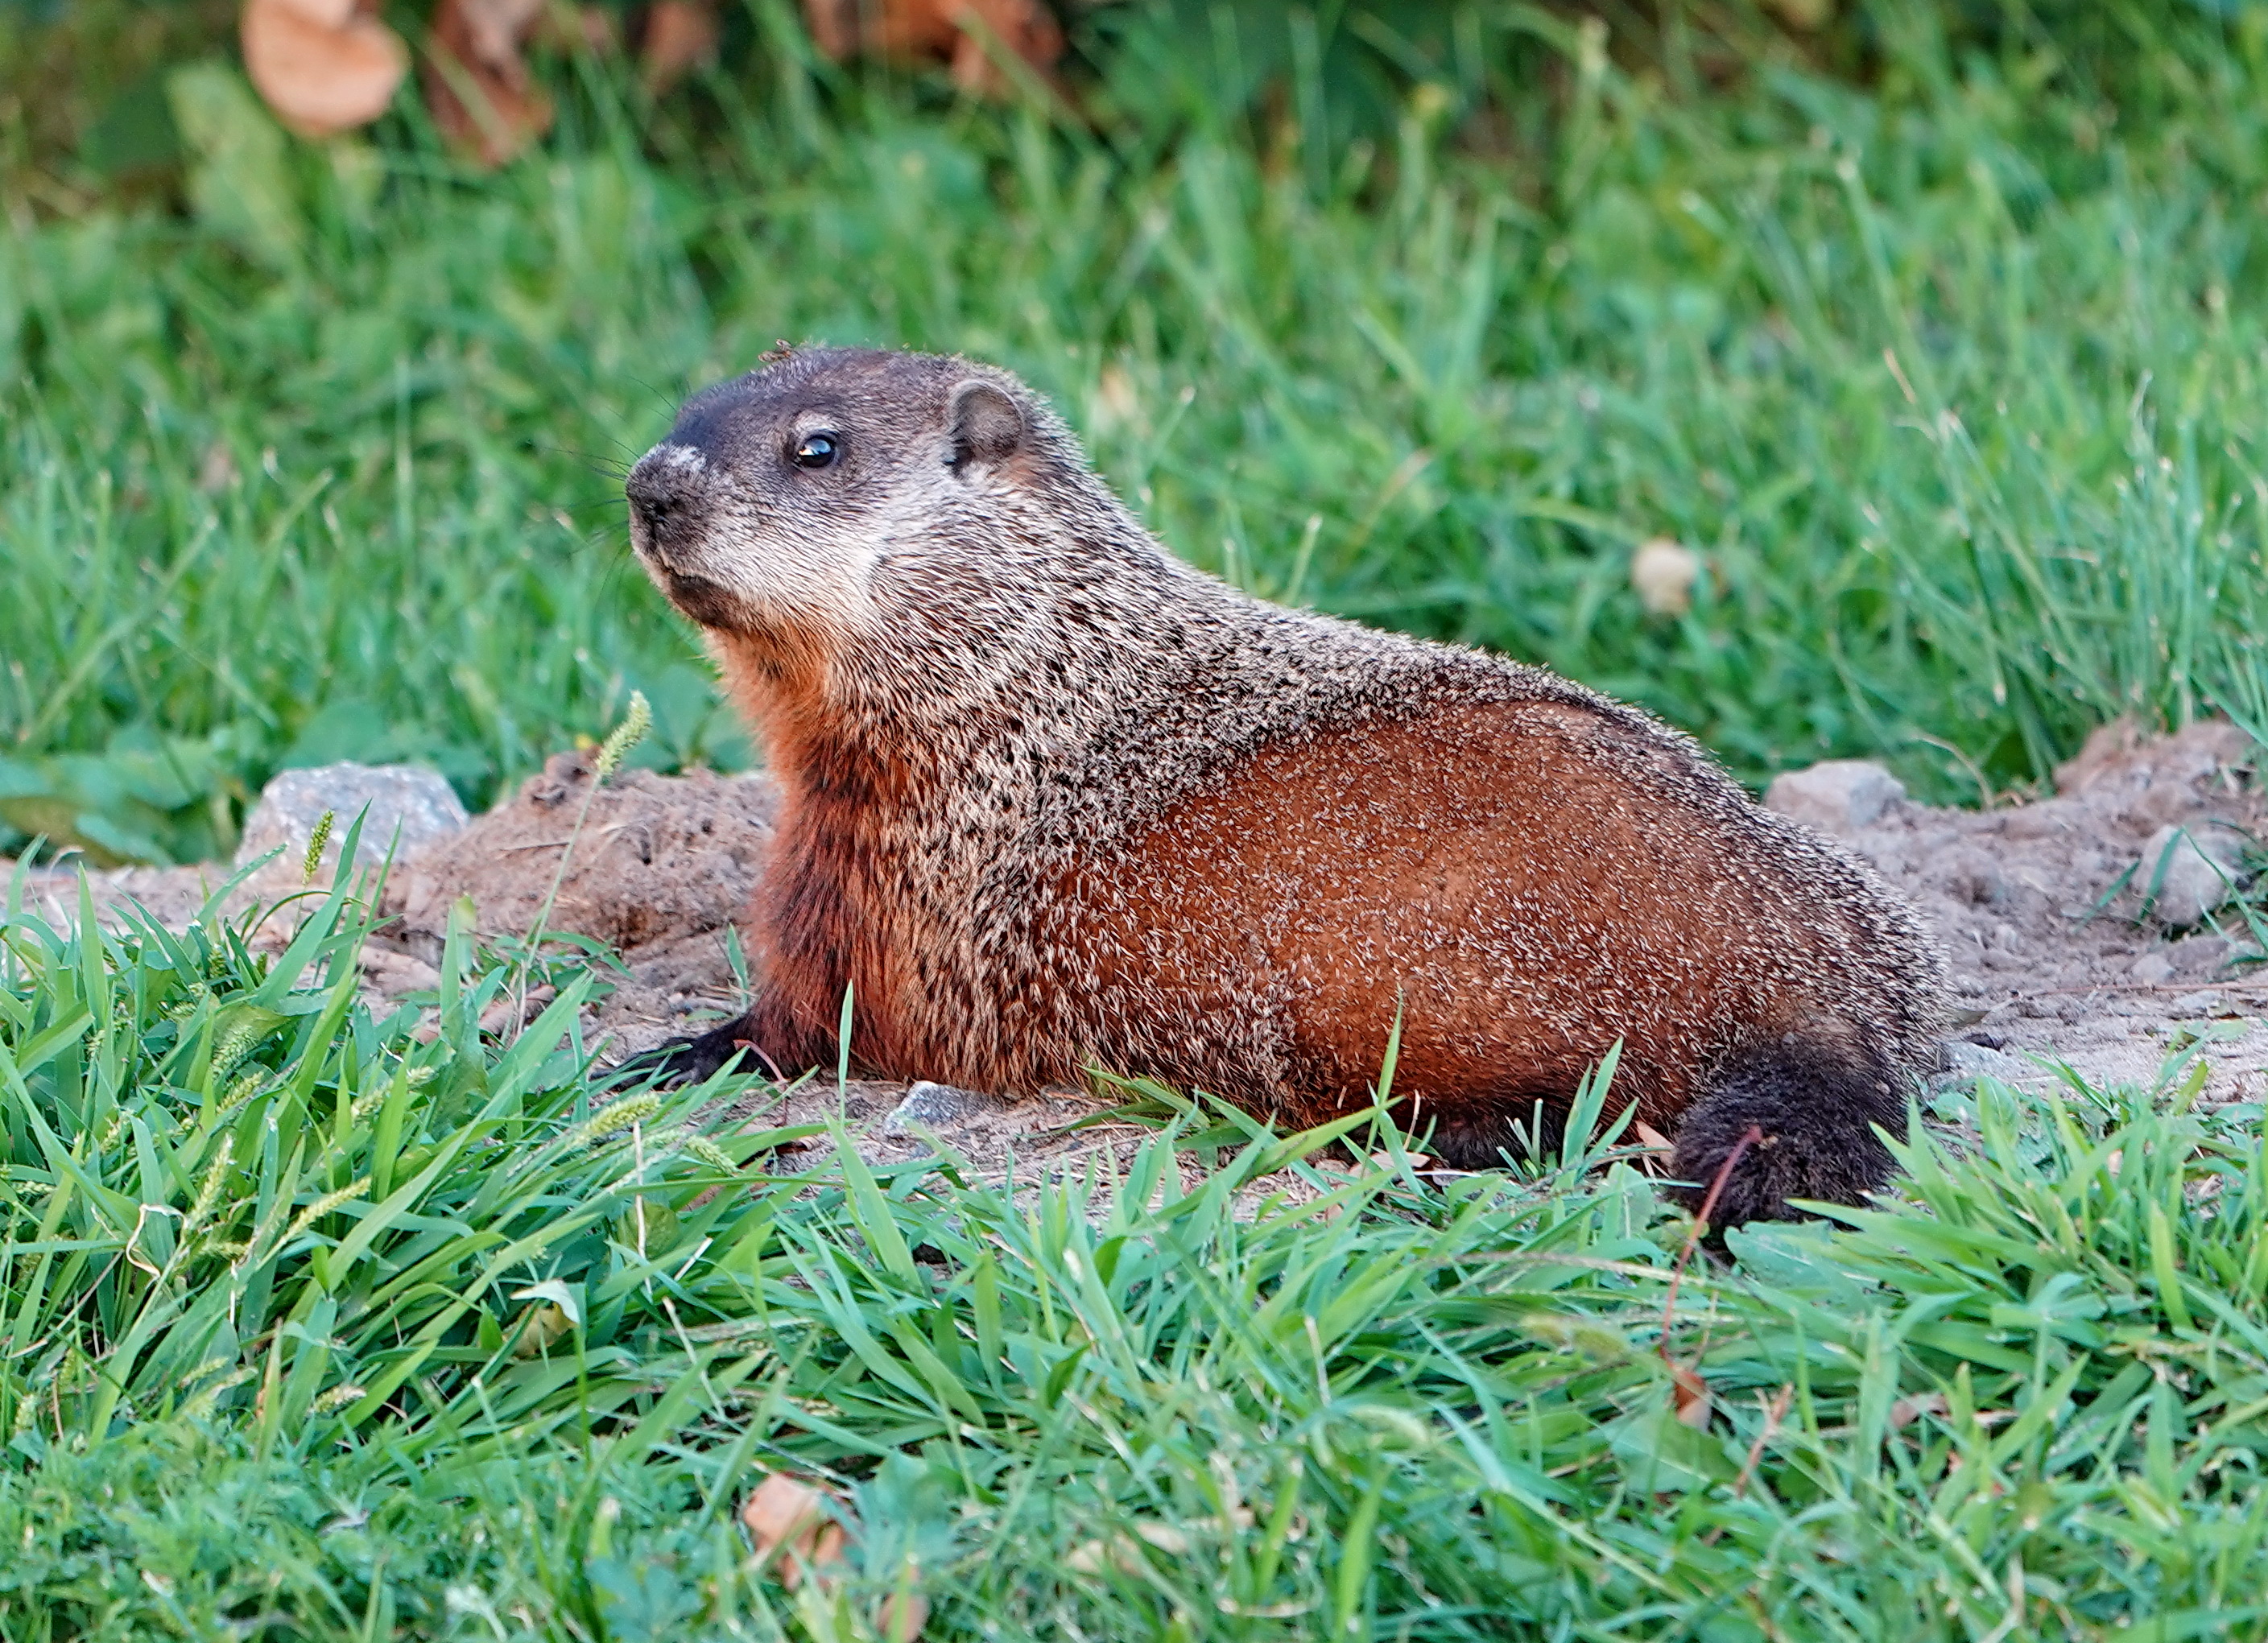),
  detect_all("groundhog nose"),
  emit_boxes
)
[626,445,709,552]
